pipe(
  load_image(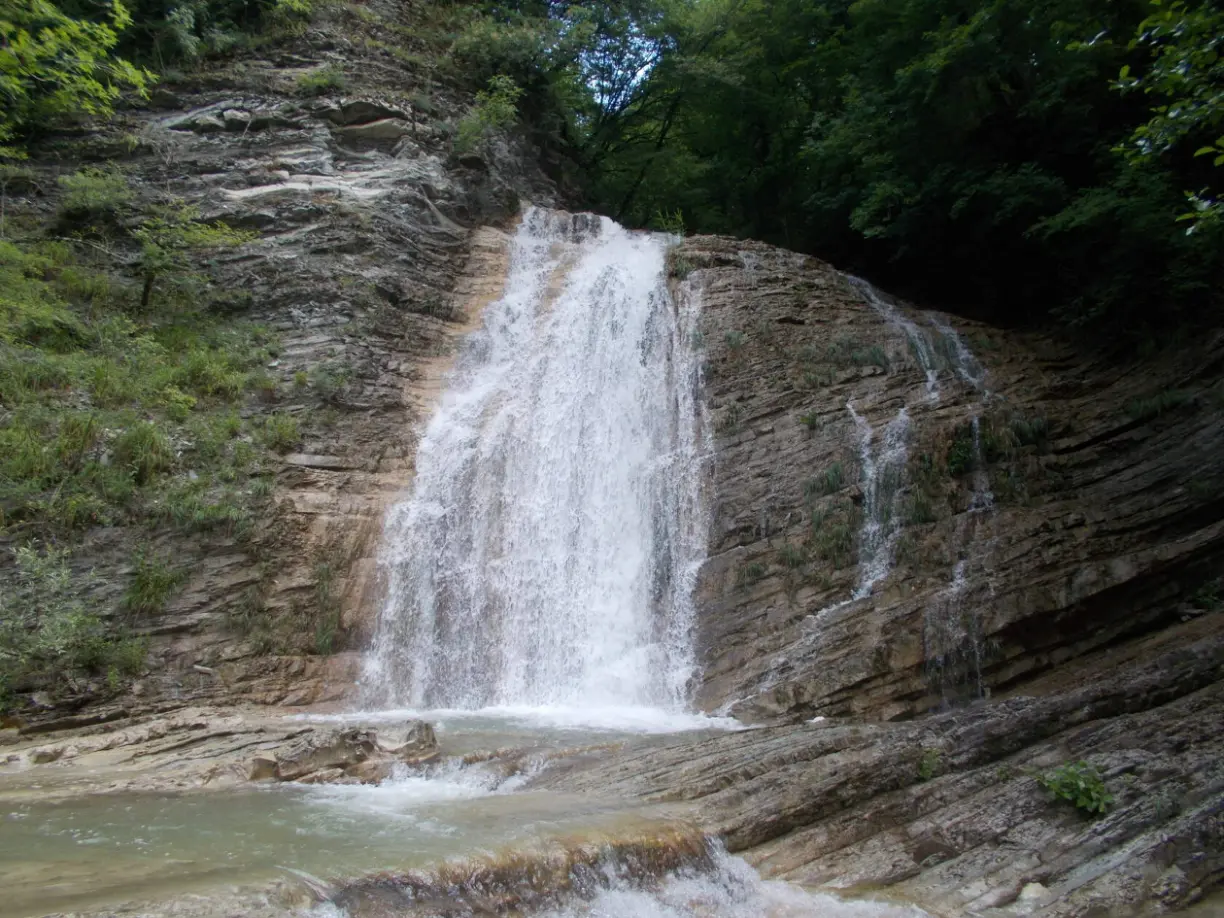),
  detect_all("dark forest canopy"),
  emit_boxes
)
[468,0,1223,337]
[4,0,1221,336]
